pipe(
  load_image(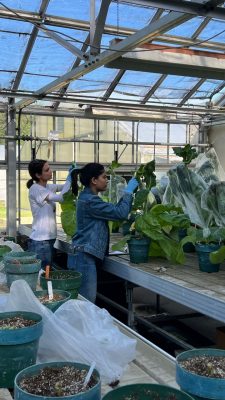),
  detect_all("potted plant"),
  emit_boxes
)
[176,348,225,400]
[40,269,82,299]
[164,146,225,271]
[14,361,101,400]
[0,311,43,388]
[102,383,194,400]
[34,289,71,312]
[112,160,191,264]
